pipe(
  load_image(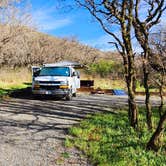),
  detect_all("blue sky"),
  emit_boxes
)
[29,0,113,51]
[28,0,166,52]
